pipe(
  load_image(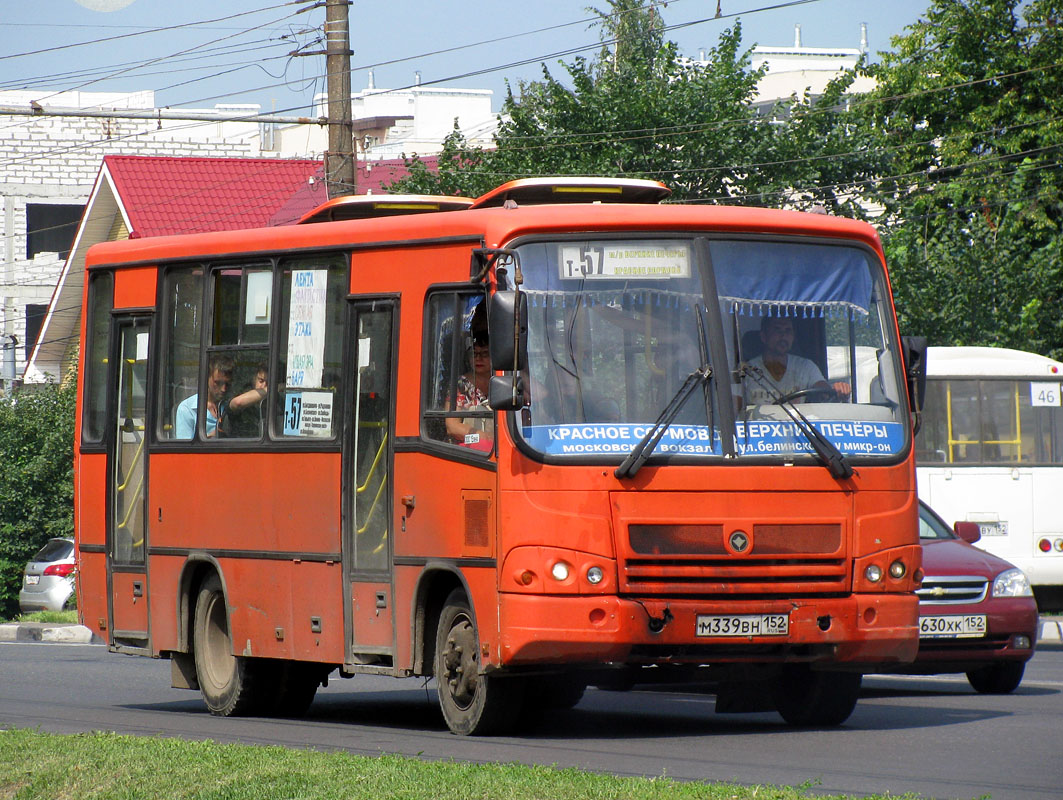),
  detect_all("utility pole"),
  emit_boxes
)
[325,0,356,198]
